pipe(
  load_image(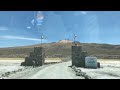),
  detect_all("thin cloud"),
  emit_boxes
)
[0,27,8,31]
[37,11,44,20]
[81,11,87,15]
[26,26,31,29]
[74,11,87,16]
[0,36,47,42]
[31,19,35,25]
